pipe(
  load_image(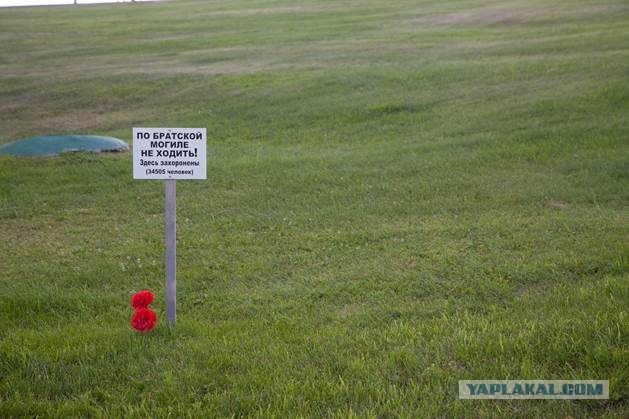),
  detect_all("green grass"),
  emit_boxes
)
[0,0,628,416]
